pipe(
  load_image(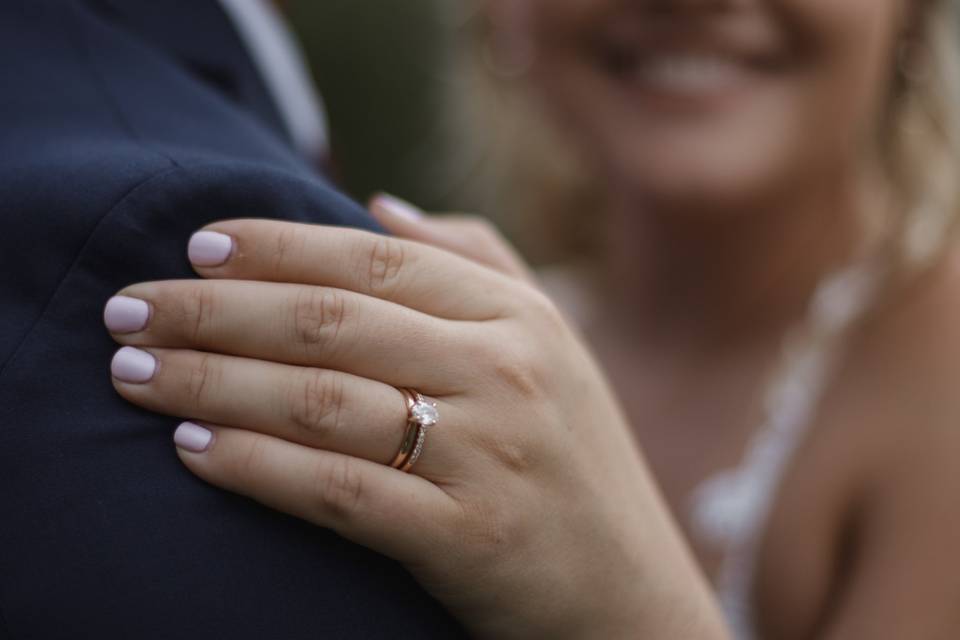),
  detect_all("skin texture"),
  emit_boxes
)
[104,0,960,637]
